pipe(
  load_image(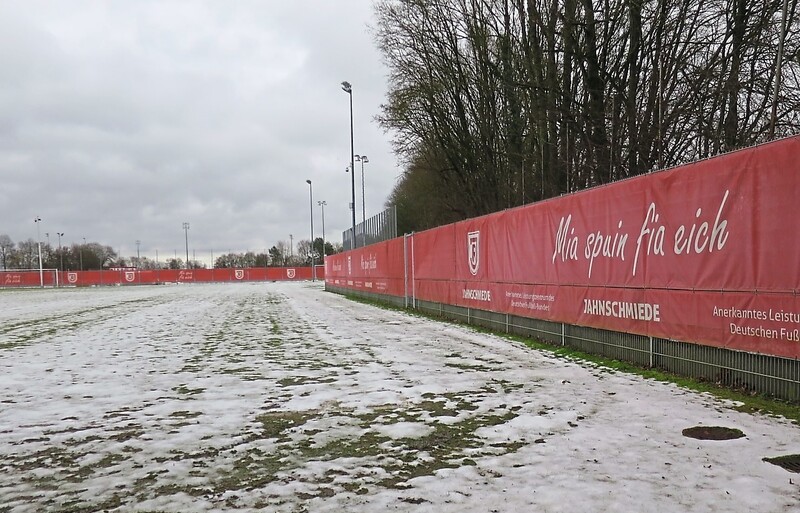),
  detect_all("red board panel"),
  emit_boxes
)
[325,136,800,359]
[1,267,321,288]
